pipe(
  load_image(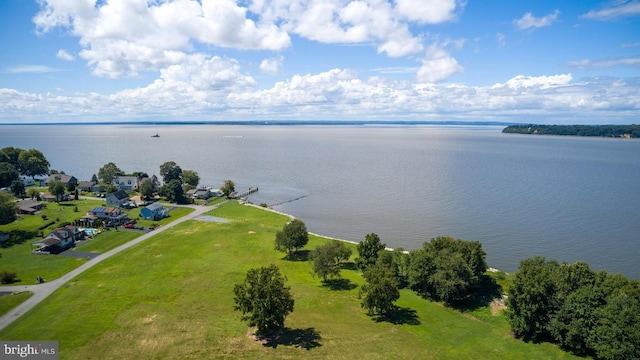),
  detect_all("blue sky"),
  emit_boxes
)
[0,0,638,124]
